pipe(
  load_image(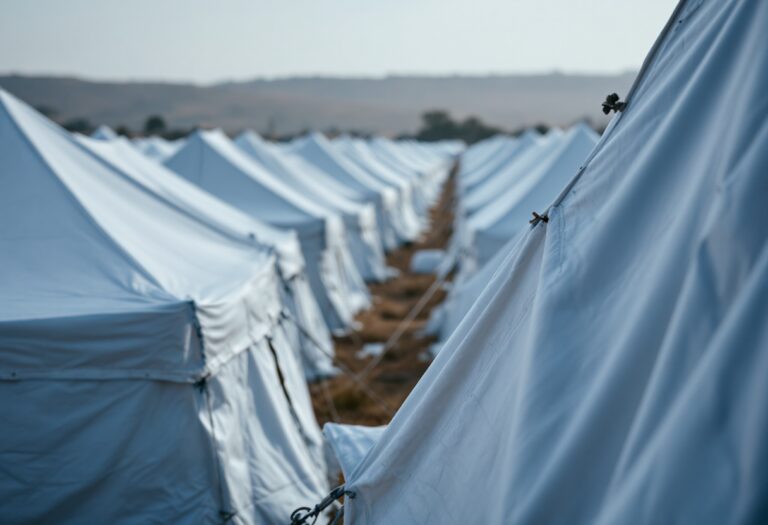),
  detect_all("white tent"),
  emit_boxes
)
[456,135,511,176]
[435,139,466,157]
[333,135,425,243]
[460,129,563,215]
[393,138,453,192]
[430,125,598,348]
[466,123,599,267]
[77,133,336,380]
[132,135,183,162]
[288,132,406,252]
[234,131,390,281]
[0,90,328,523]
[90,124,118,141]
[329,0,768,522]
[425,231,521,353]
[439,130,540,276]
[165,129,371,333]
[431,134,512,292]
[397,139,455,174]
[389,138,450,175]
[458,131,538,193]
[365,138,439,214]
